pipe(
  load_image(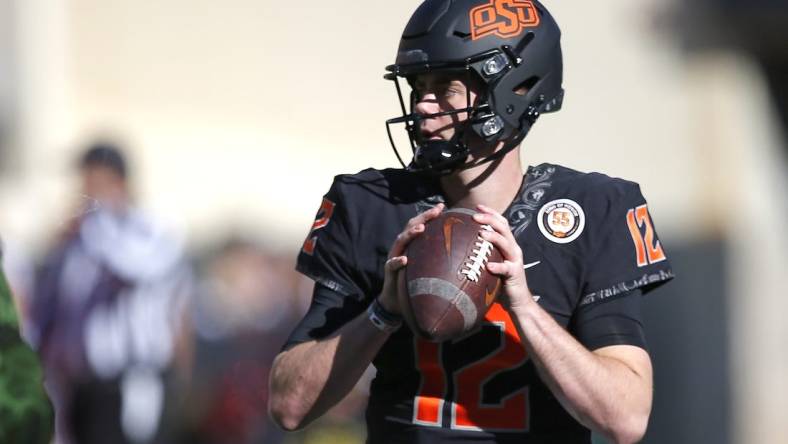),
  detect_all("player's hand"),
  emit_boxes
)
[378,203,446,315]
[473,204,535,313]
